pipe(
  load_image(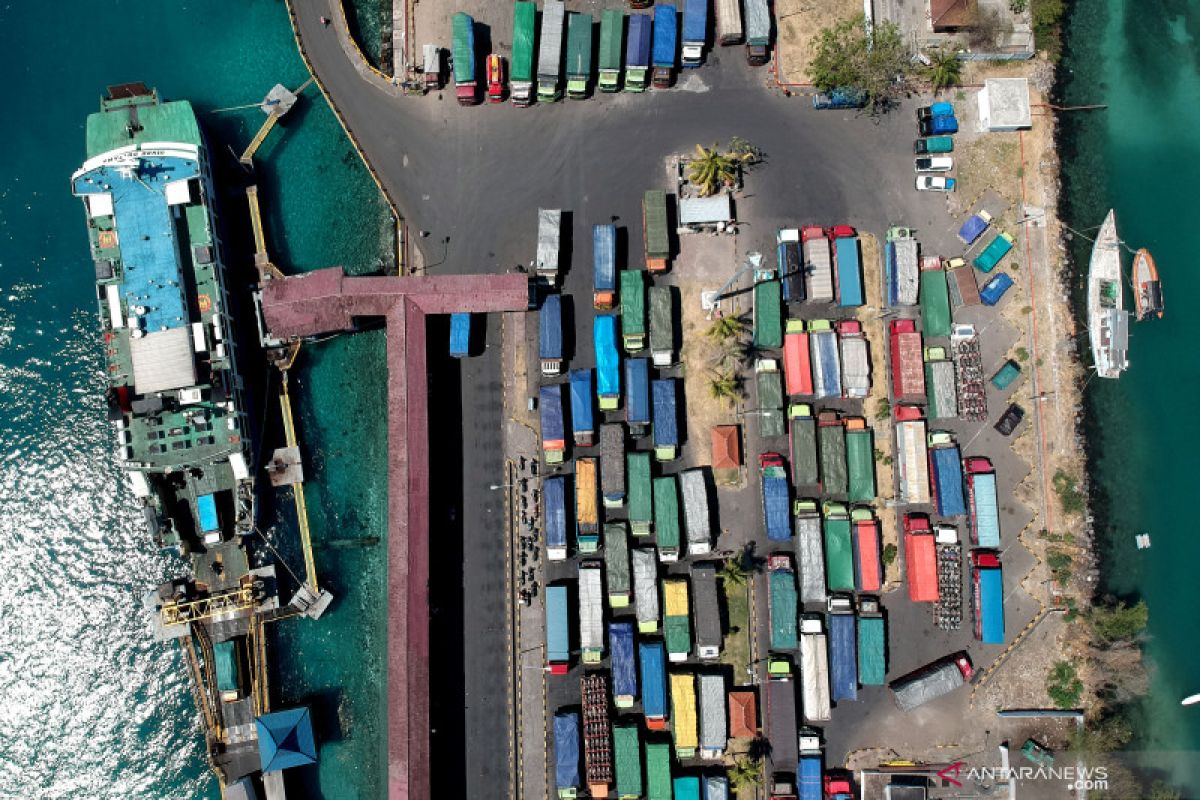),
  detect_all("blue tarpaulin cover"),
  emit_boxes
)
[545,477,567,549]
[593,225,617,291]
[652,379,678,447]
[569,369,594,436]
[197,493,218,533]
[627,13,652,67]
[540,385,565,442]
[256,707,317,773]
[931,447,967,516]
[554,712,582,790]
[980,273,1014,306]
[639,641,667,718]
[594,315,621,398]
[450,312,470,356]
[652,5,678,66]
[958,213,990,245]
[610,622,638,699]
[812,332,842,399]
[798,756,823,800]
[979,568,1005,644]
[539,295,562,359]
[626,358,651,424]
[835,238,864,307]
[829,613,858,701]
